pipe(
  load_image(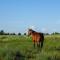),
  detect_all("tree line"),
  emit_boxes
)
[0,30,26,35]
[0,30,60,35]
